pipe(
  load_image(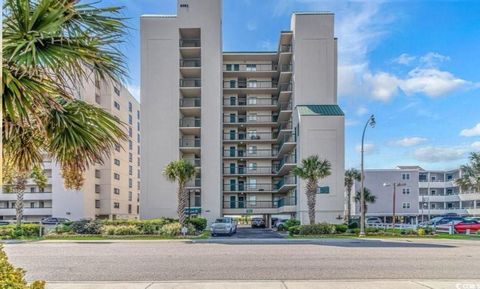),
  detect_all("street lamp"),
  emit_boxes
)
[383,182,406,230]
[359,114,375,237]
